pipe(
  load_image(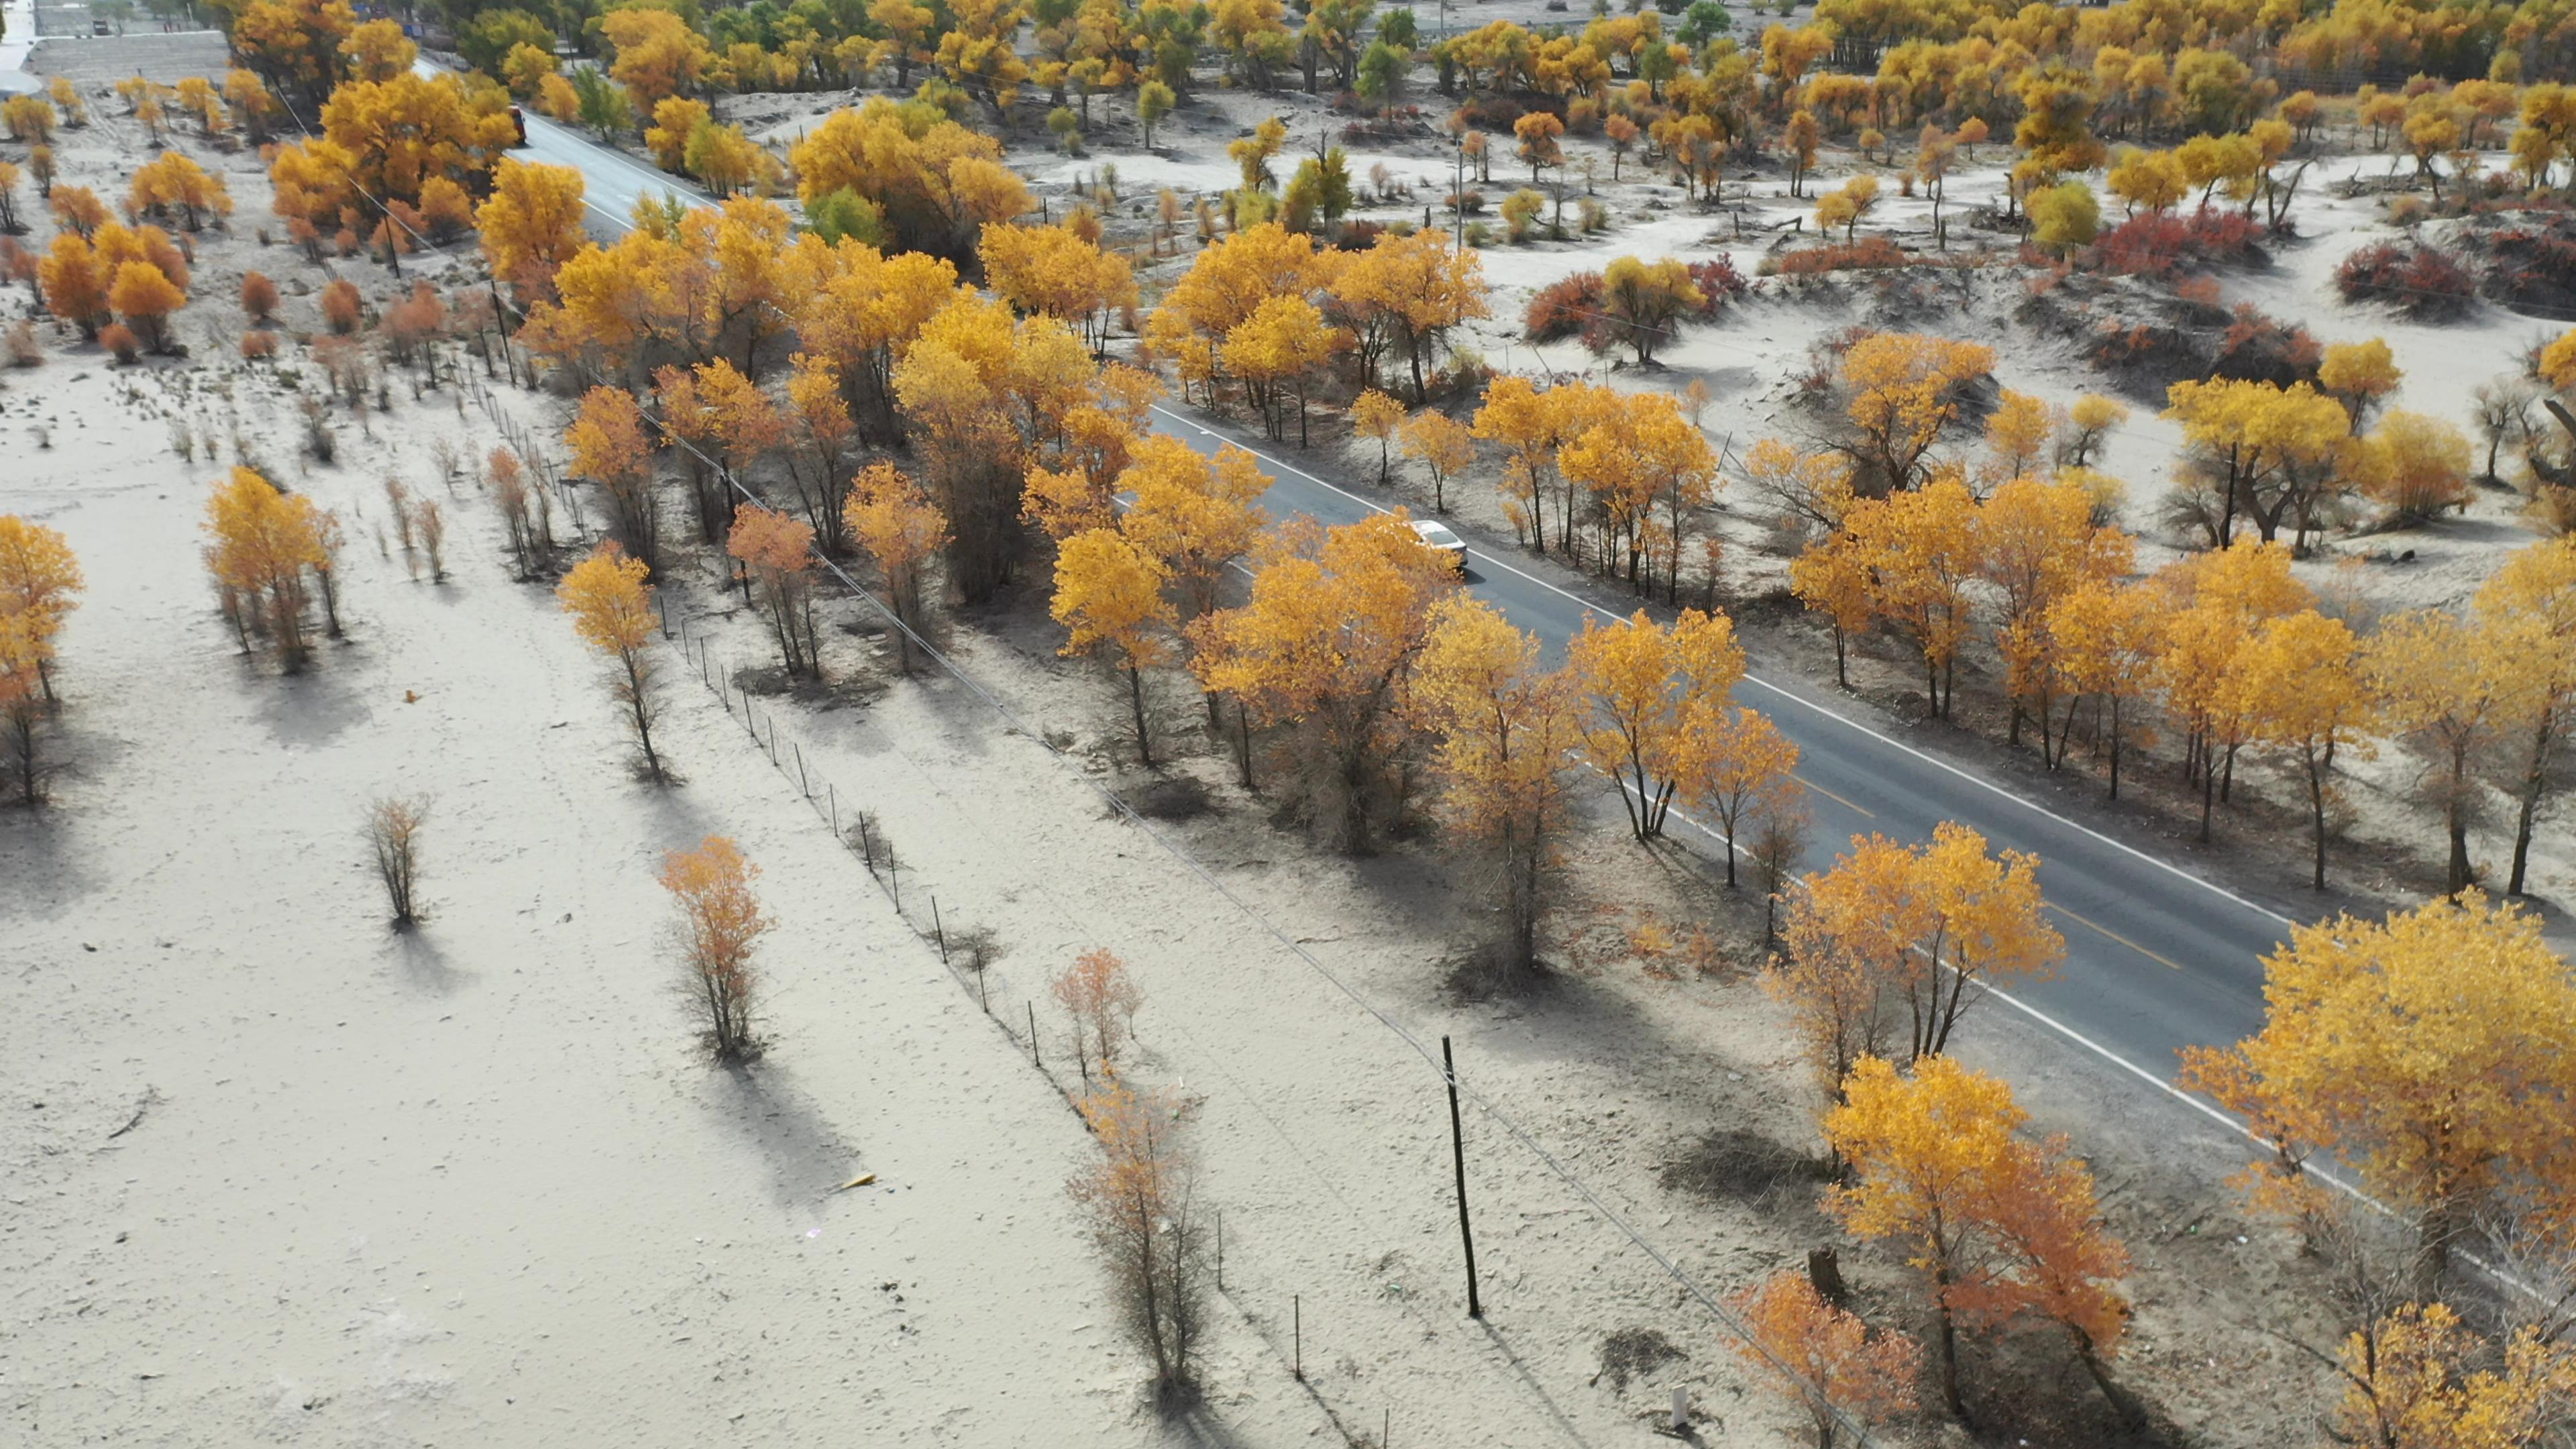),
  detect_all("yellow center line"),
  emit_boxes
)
[1792,773,1874,818]
[2050,904,2188,973]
